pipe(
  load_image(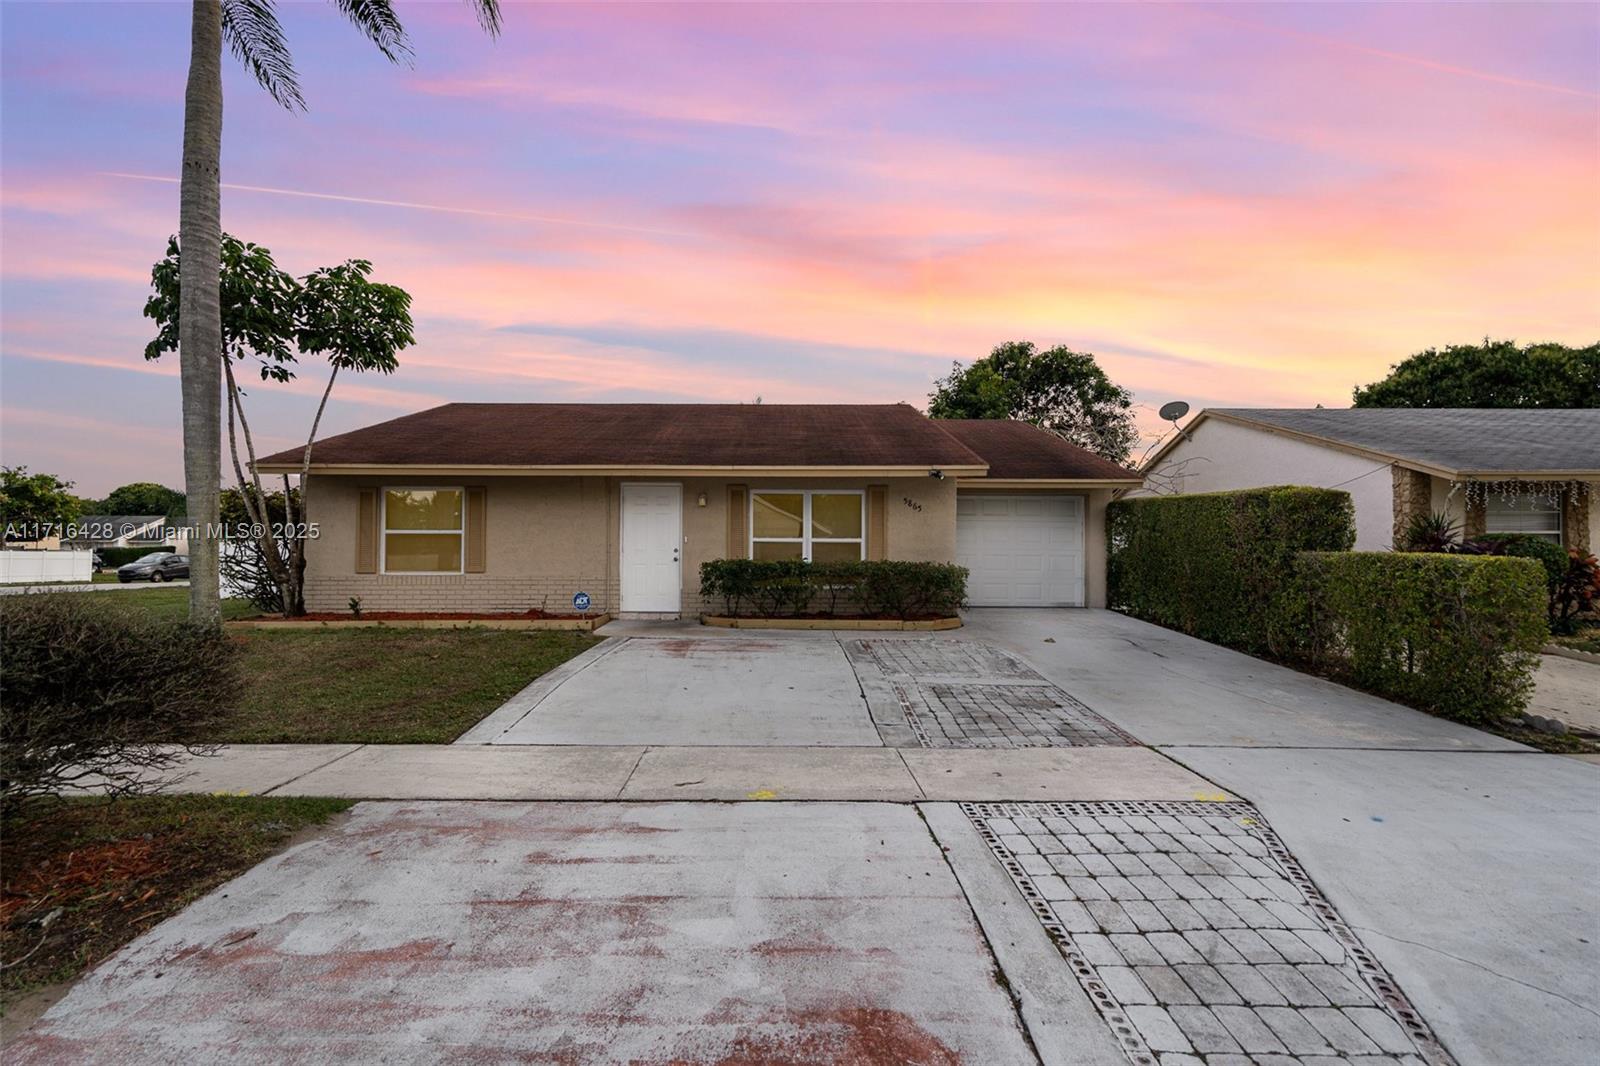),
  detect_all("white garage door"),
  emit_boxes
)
[956,494,1084,607]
